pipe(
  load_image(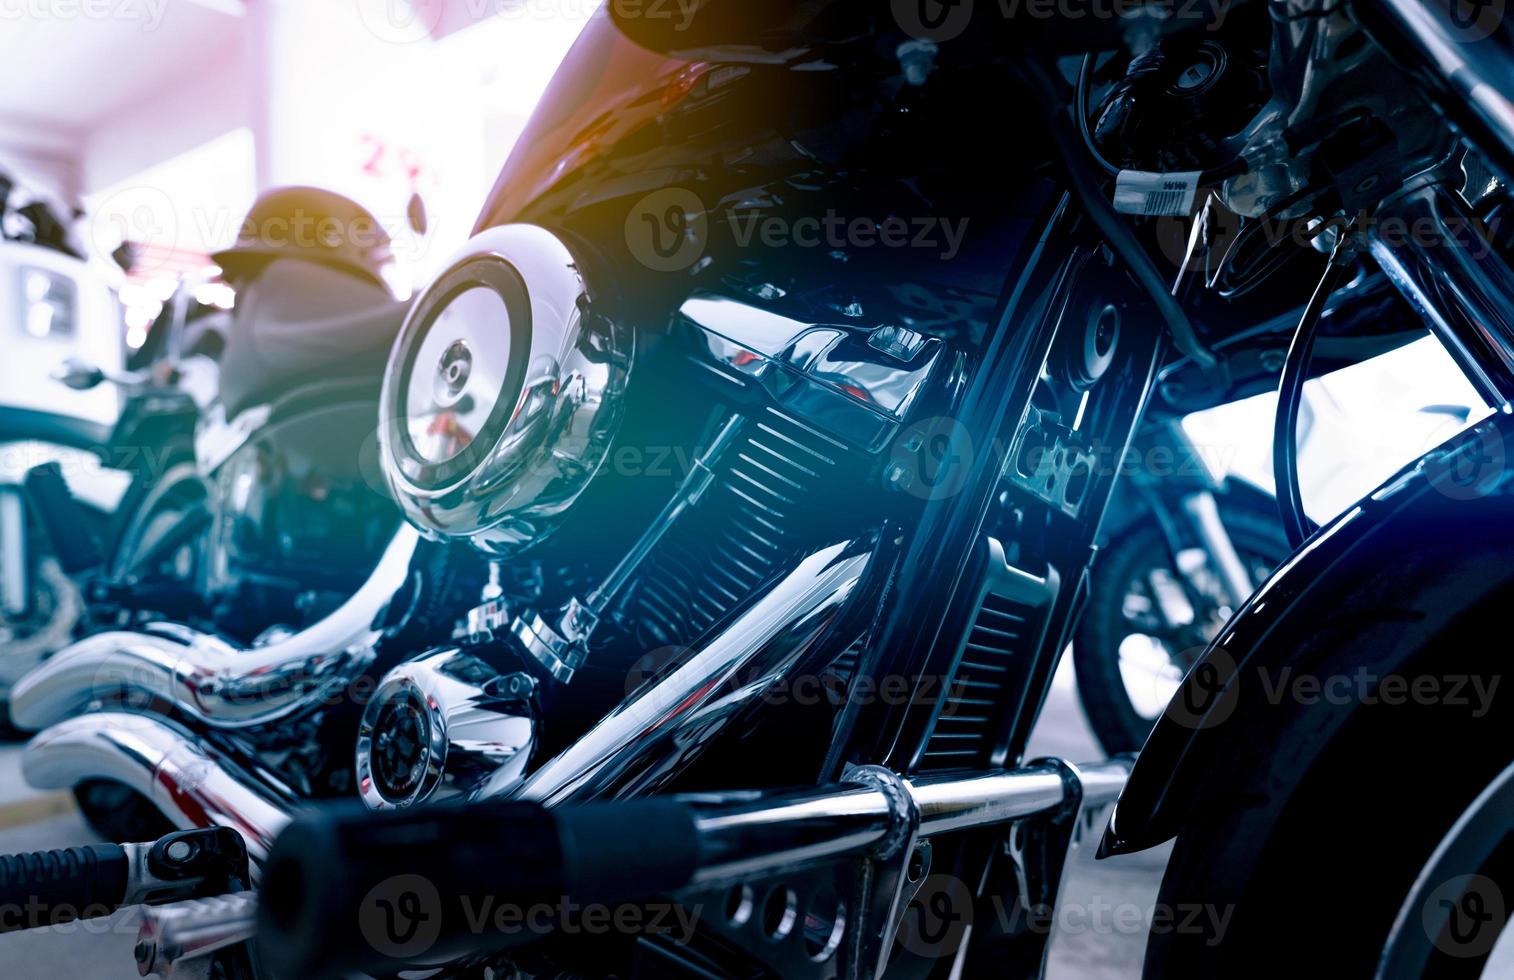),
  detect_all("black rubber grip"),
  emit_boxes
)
[255,799,700,980]
[0,843,129,933]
